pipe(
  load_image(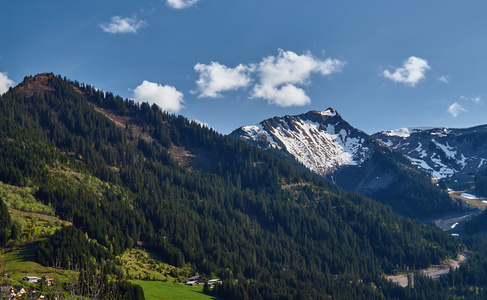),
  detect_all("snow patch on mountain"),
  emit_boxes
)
[432,139,457,160]
[320,109,337,117]
[269,119,360,175]
[412,142,428,158]
[240,124,279,148]
[461,193,478,200]
[383,128,411,138]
